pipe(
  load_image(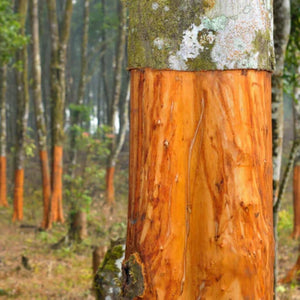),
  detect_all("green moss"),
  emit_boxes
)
[93,242,125,300]
[253,29,275,70]
[128,0,208,69]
